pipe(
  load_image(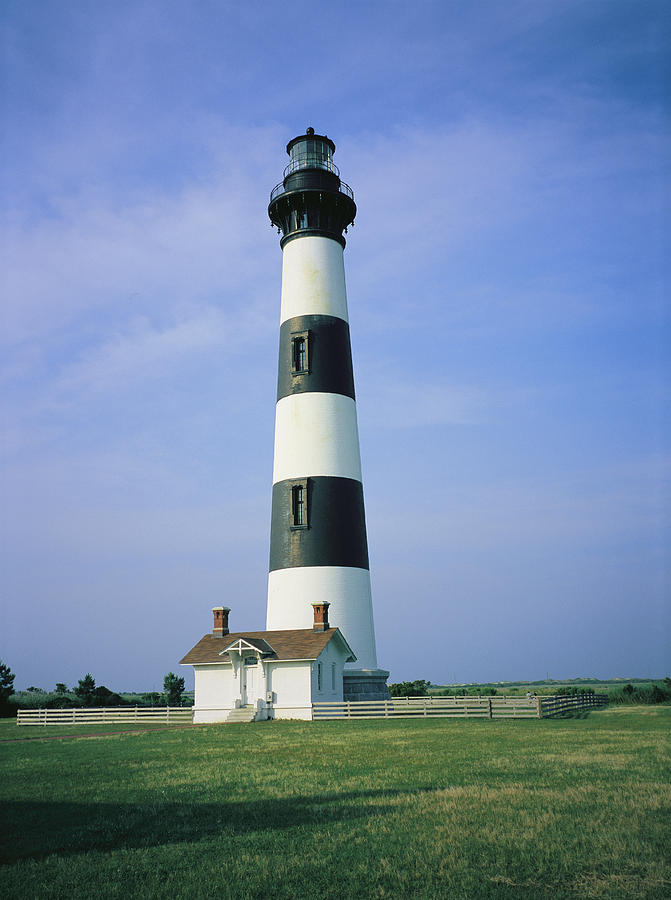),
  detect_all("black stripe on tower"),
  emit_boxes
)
[277,315,355,402]
[269,476,369,572]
